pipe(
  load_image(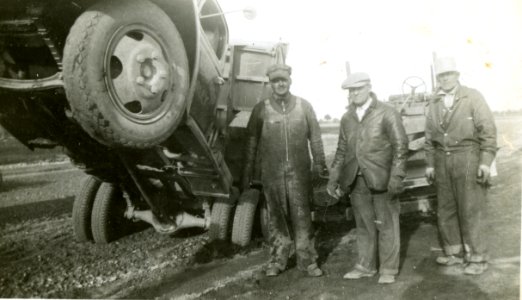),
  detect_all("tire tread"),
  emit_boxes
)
[72,176,101,242]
